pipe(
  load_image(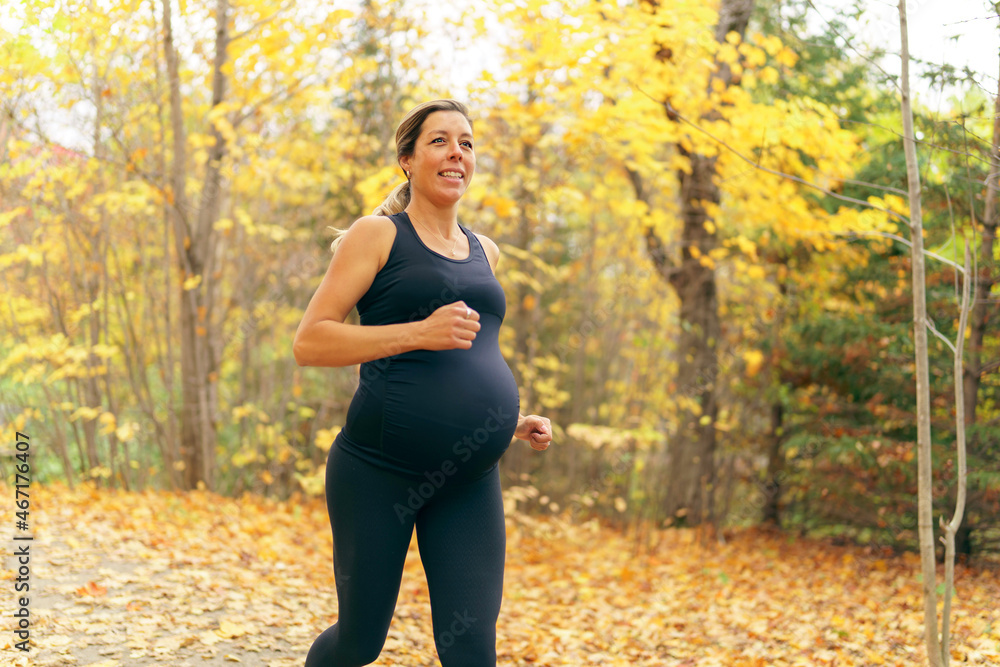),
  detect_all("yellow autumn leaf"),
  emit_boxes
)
[232,448,258,467]
[743,349,764,377]
[98,411,117,434]
[775,46,798,67]
[217,620,248,639]
[69,406,102,422]
[234,207,256,234]
[760,34,783,57]
[200,630,223,645]
[0,206,27,228]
